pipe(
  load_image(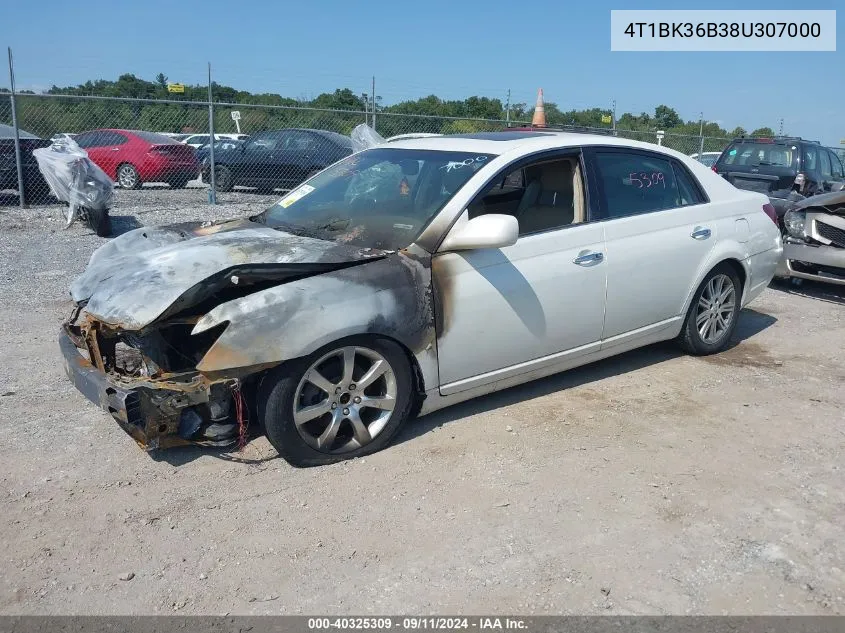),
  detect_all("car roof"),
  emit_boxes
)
[385,130,695,162]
